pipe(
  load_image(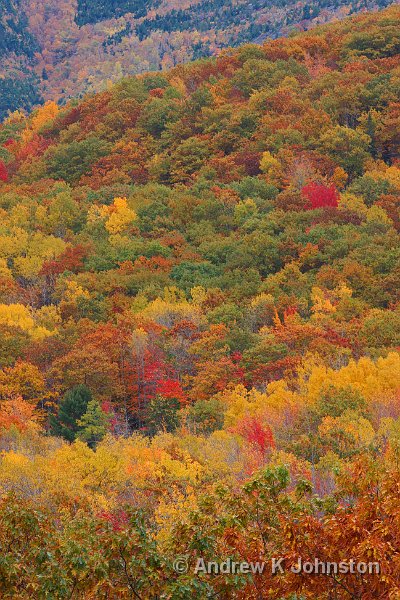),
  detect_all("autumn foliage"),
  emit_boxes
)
[0,7,399,598]
[0,160,8,182]
[301,182,340,209]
